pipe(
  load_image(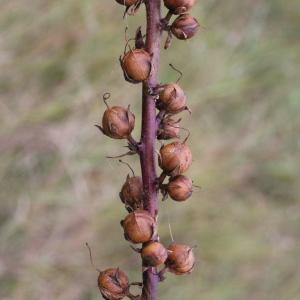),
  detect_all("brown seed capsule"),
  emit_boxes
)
[101,104,135,139]
[115,0,139,7]
[157,116,180,140]
[98,268,129,300]
[120,175,143,211]
[121,209,156,244]
[157,83,187,114]
[121,49,151,83]
[166,175,193,201]
[159,142,192,176]
[163,0,196,14]
[141,241,168,267]
[171,14,200,40]
[166,243,195,275]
